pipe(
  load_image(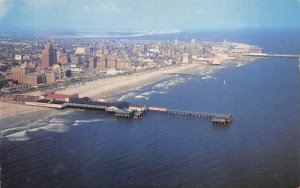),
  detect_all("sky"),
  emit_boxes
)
[0,0,299,33]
